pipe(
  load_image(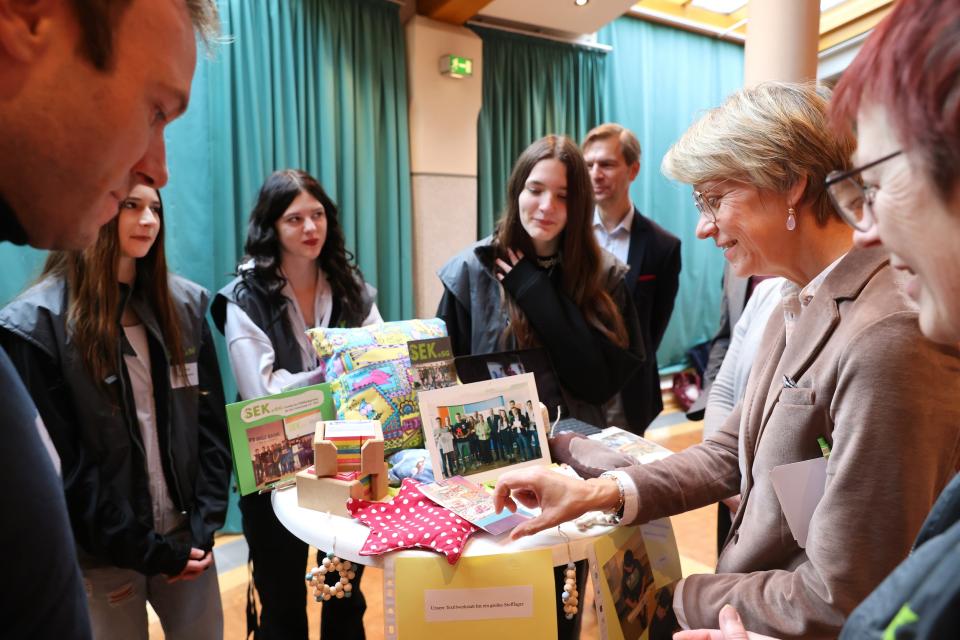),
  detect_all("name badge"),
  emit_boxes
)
[170,362,199,389]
